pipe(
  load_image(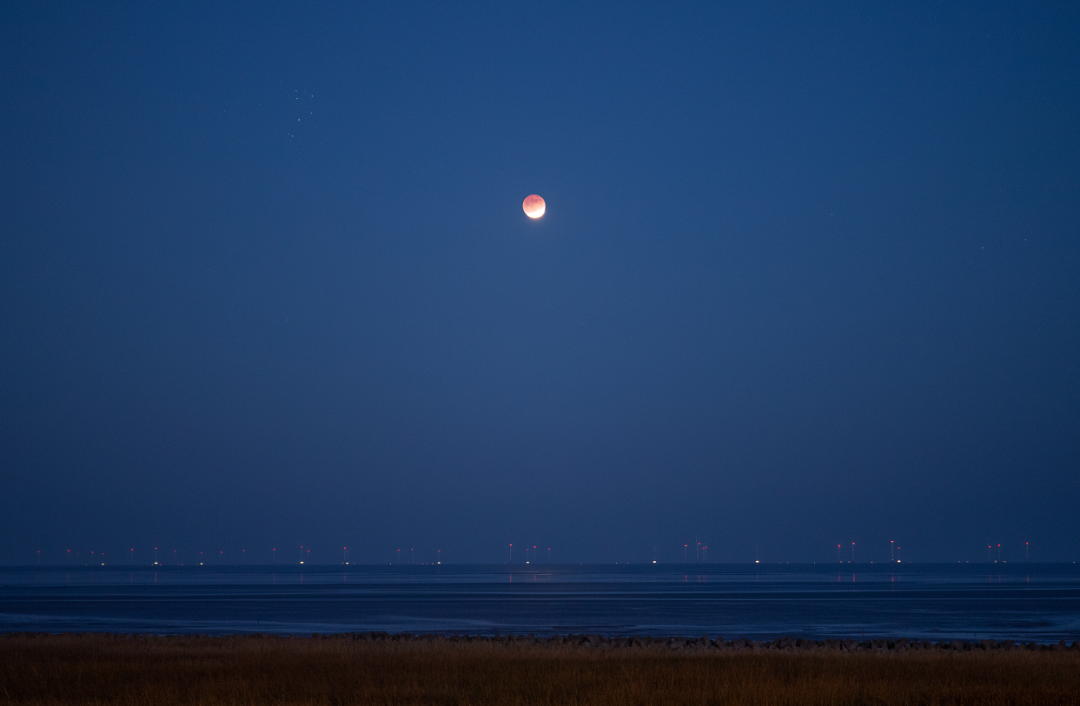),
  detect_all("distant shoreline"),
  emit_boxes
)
[3,630,1078,651]
[6,561,1080,568]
